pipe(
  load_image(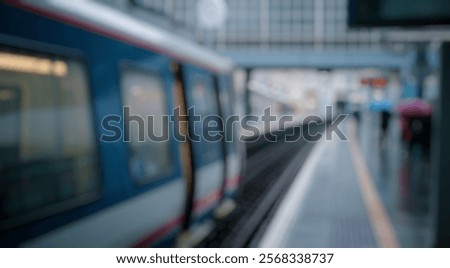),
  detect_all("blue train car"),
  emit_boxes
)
[0,0,244,247]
